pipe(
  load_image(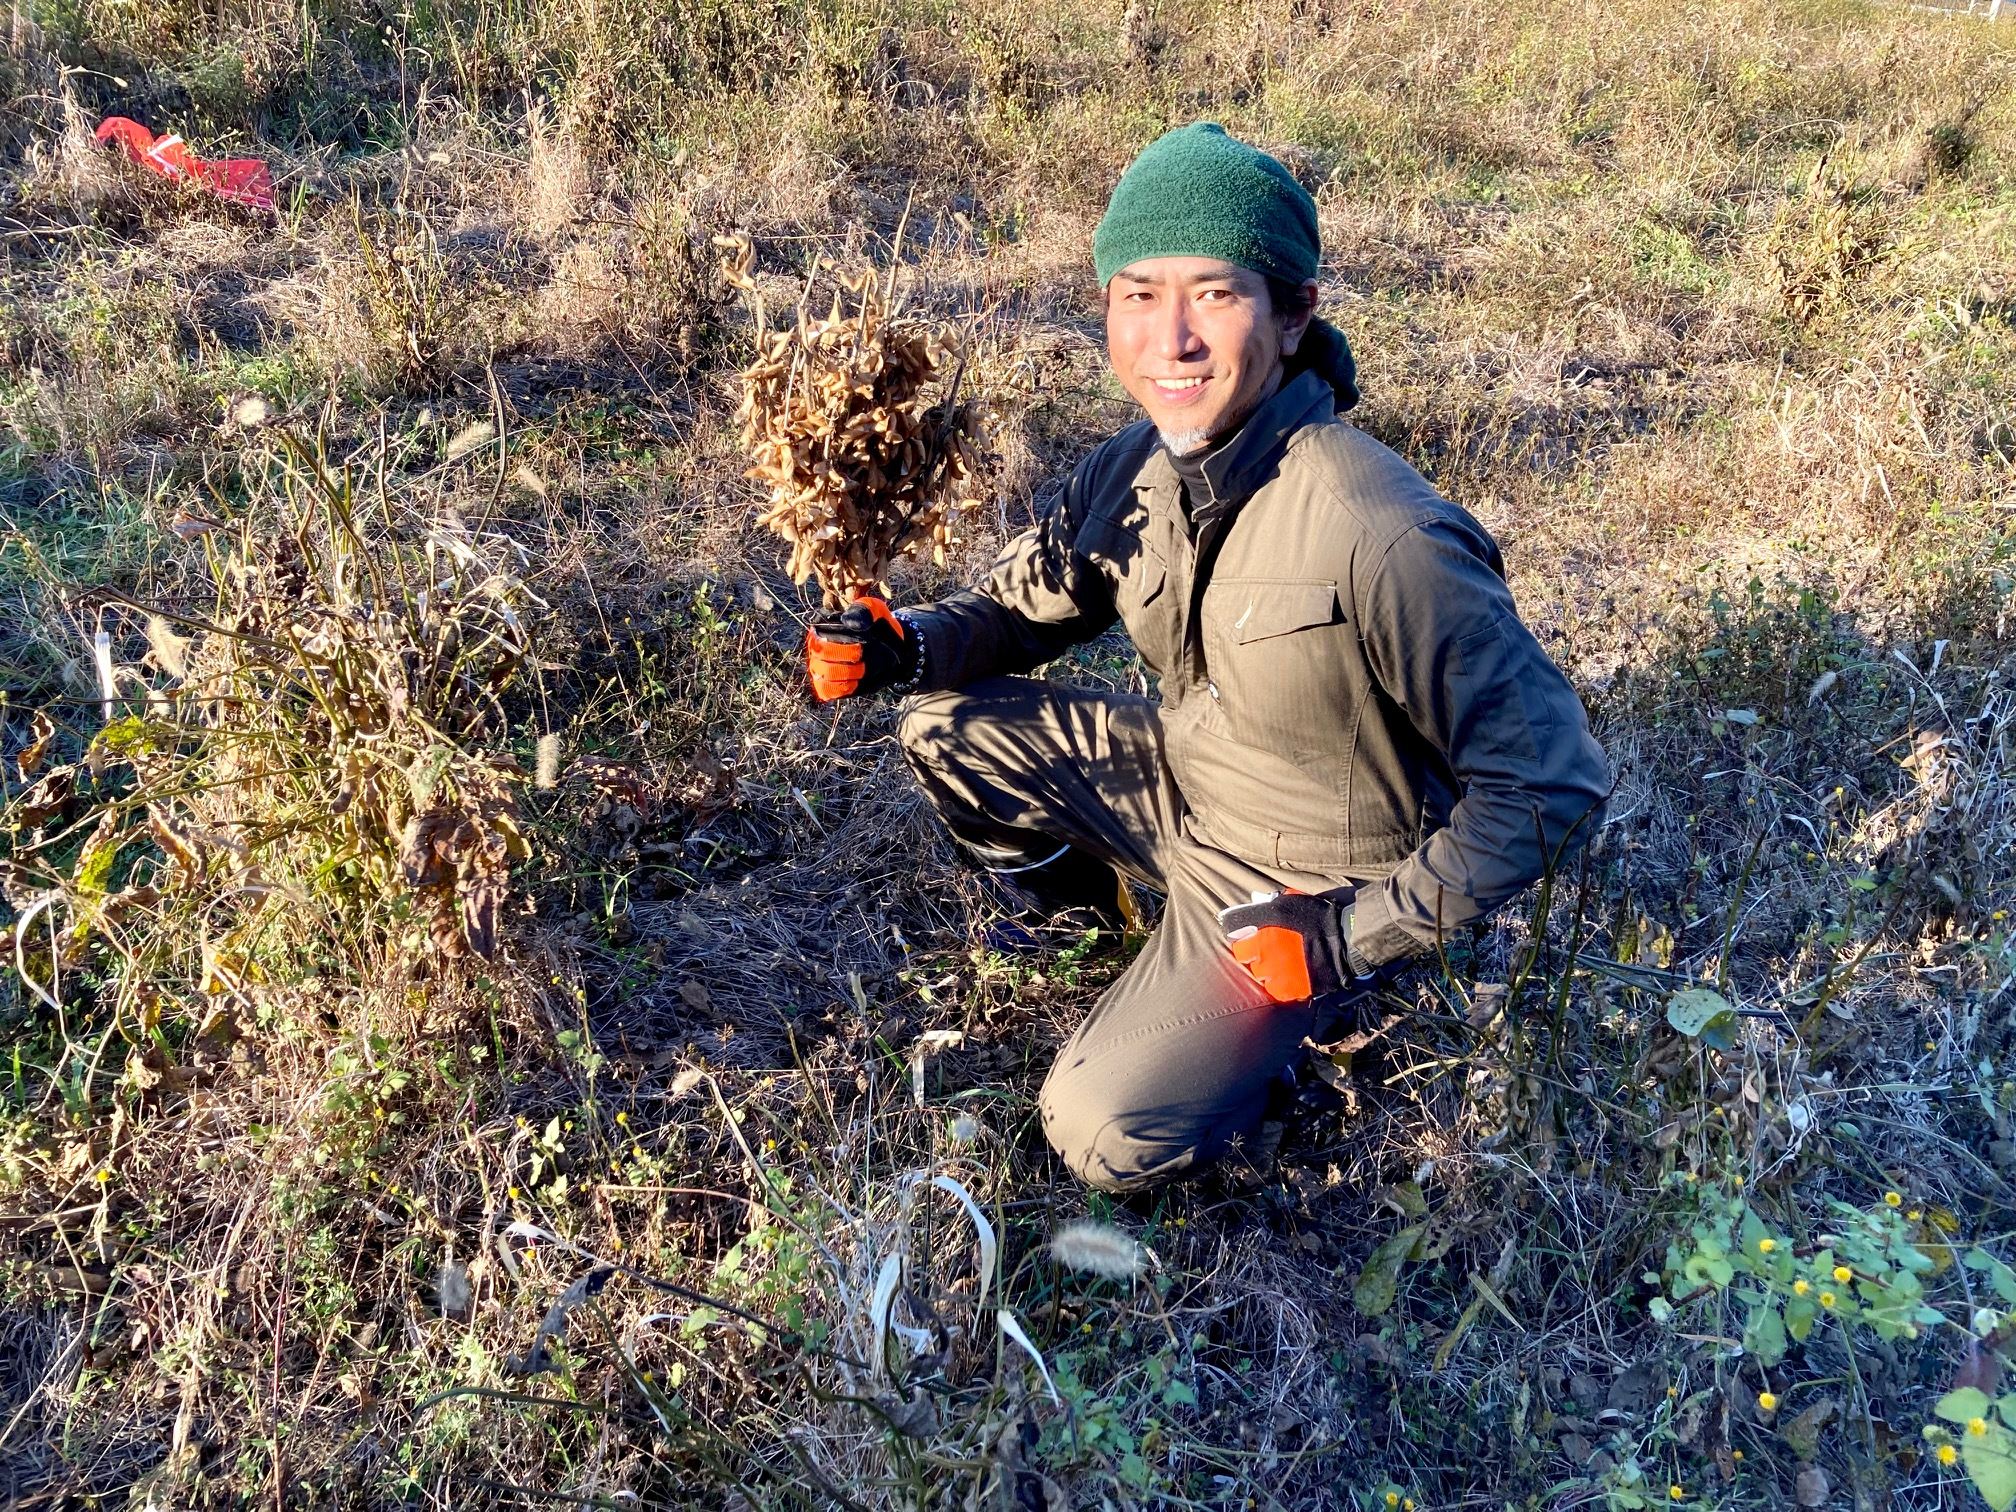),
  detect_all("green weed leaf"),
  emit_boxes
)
[1745,1298,1788,1366]
[1680,1236,1735,1287]
[1965,1248,2016,1305]
[1666,988,1738,1050]
[1355,1225,1423,1317]
[1785,1294,1816,1340]
[1939,1387,1993,1425]
[1964,1428,2016,1512]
